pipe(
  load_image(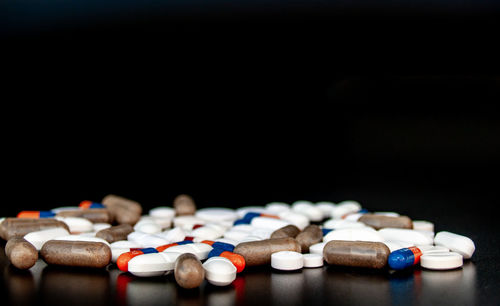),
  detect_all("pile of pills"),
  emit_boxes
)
[0,195,476,289]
